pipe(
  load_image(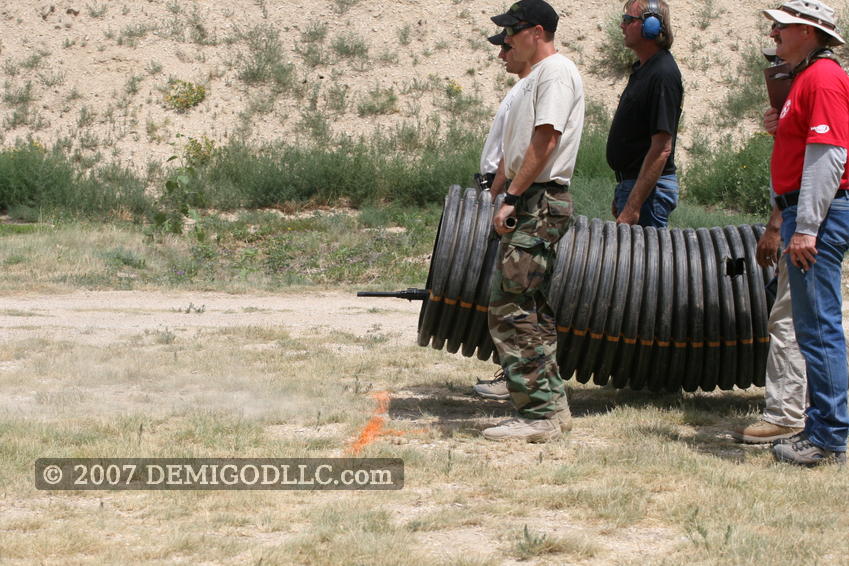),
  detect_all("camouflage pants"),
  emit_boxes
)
[488,183,573,419]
